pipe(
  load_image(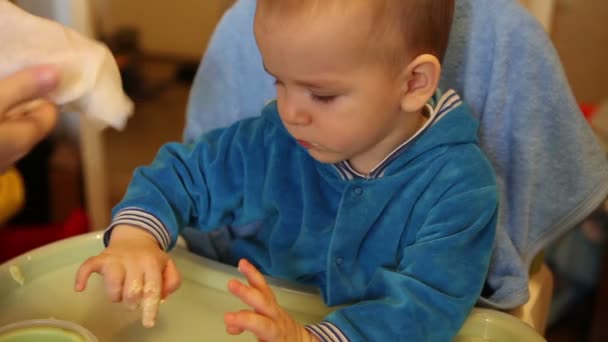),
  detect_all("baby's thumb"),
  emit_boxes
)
[161,258,181,299]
